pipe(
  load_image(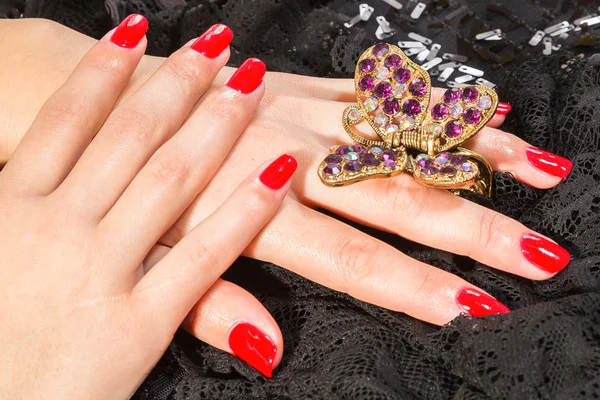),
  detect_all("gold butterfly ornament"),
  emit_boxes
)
[318,43,497,197]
